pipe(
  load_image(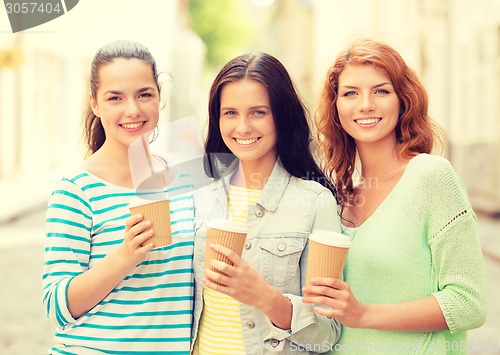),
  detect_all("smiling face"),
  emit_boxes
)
[219,79,277,169]
[90,58,160,151]
[336,63,401,149]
